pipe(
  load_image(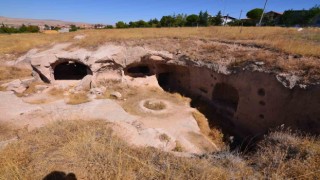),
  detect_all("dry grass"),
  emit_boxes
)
[172,141,184,152]
[0,85,6,91]
[0,120,249,179]
[0,122,16,142]
[250,128,320,179]
[143,100,166,110]
[66,92,90,105]
[0,66,32,81]
[16,81,47,96]
[0,27,319,57]
[1,120,317,179]
[0,32,75,56]
[192,111,225,148]
[47,87,65,98]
